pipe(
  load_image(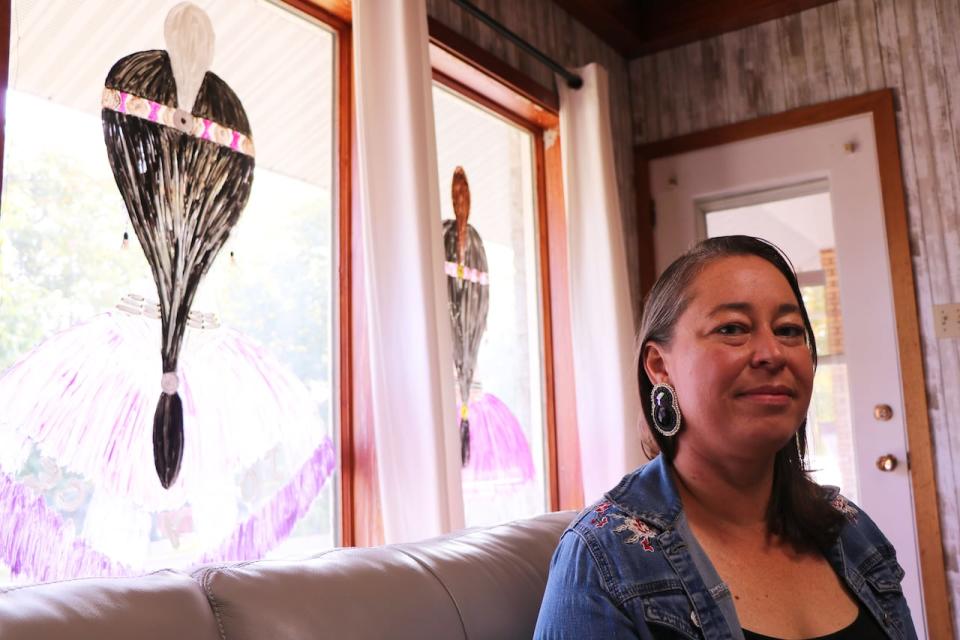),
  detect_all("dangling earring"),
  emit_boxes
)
[795,431,803,462]
[650,382,682,437]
